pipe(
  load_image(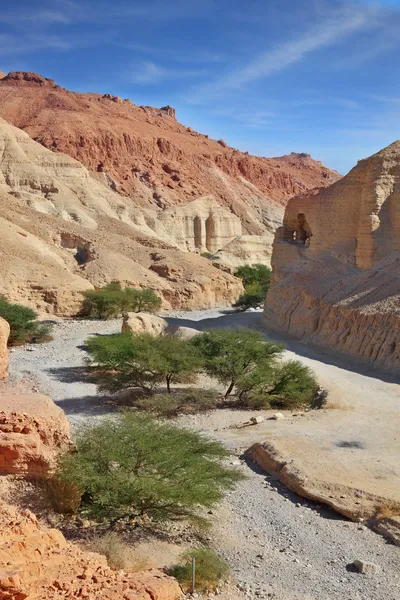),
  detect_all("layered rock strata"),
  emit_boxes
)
[265,142,400,372]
